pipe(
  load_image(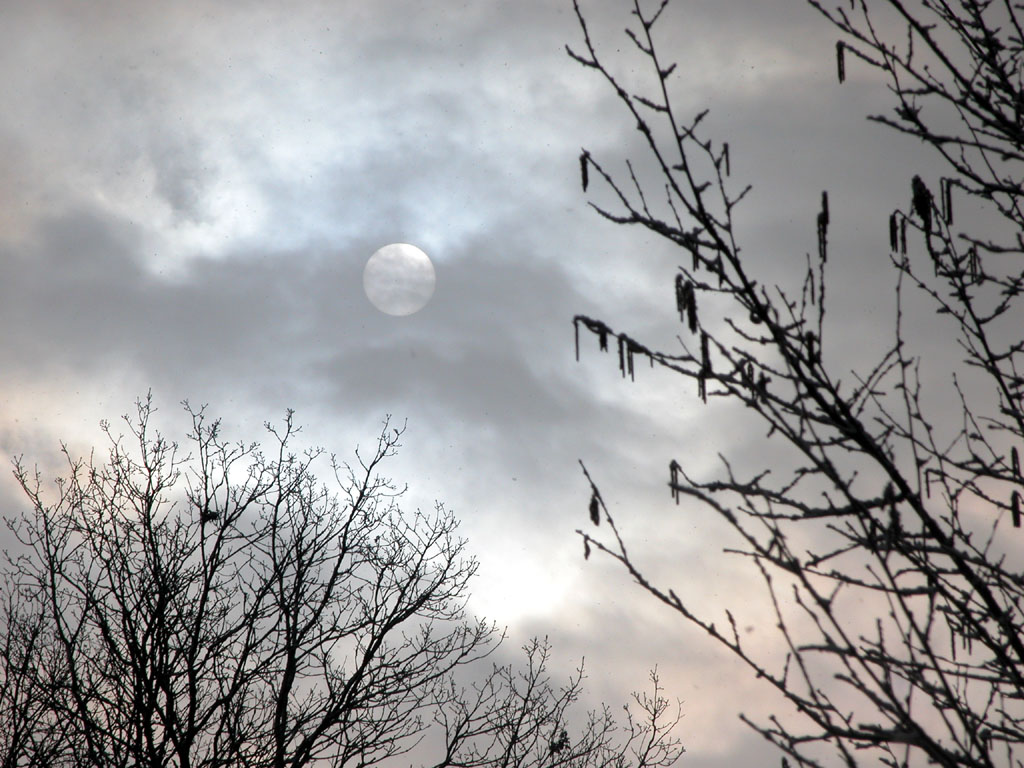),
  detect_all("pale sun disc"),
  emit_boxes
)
[363,243,436,316]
